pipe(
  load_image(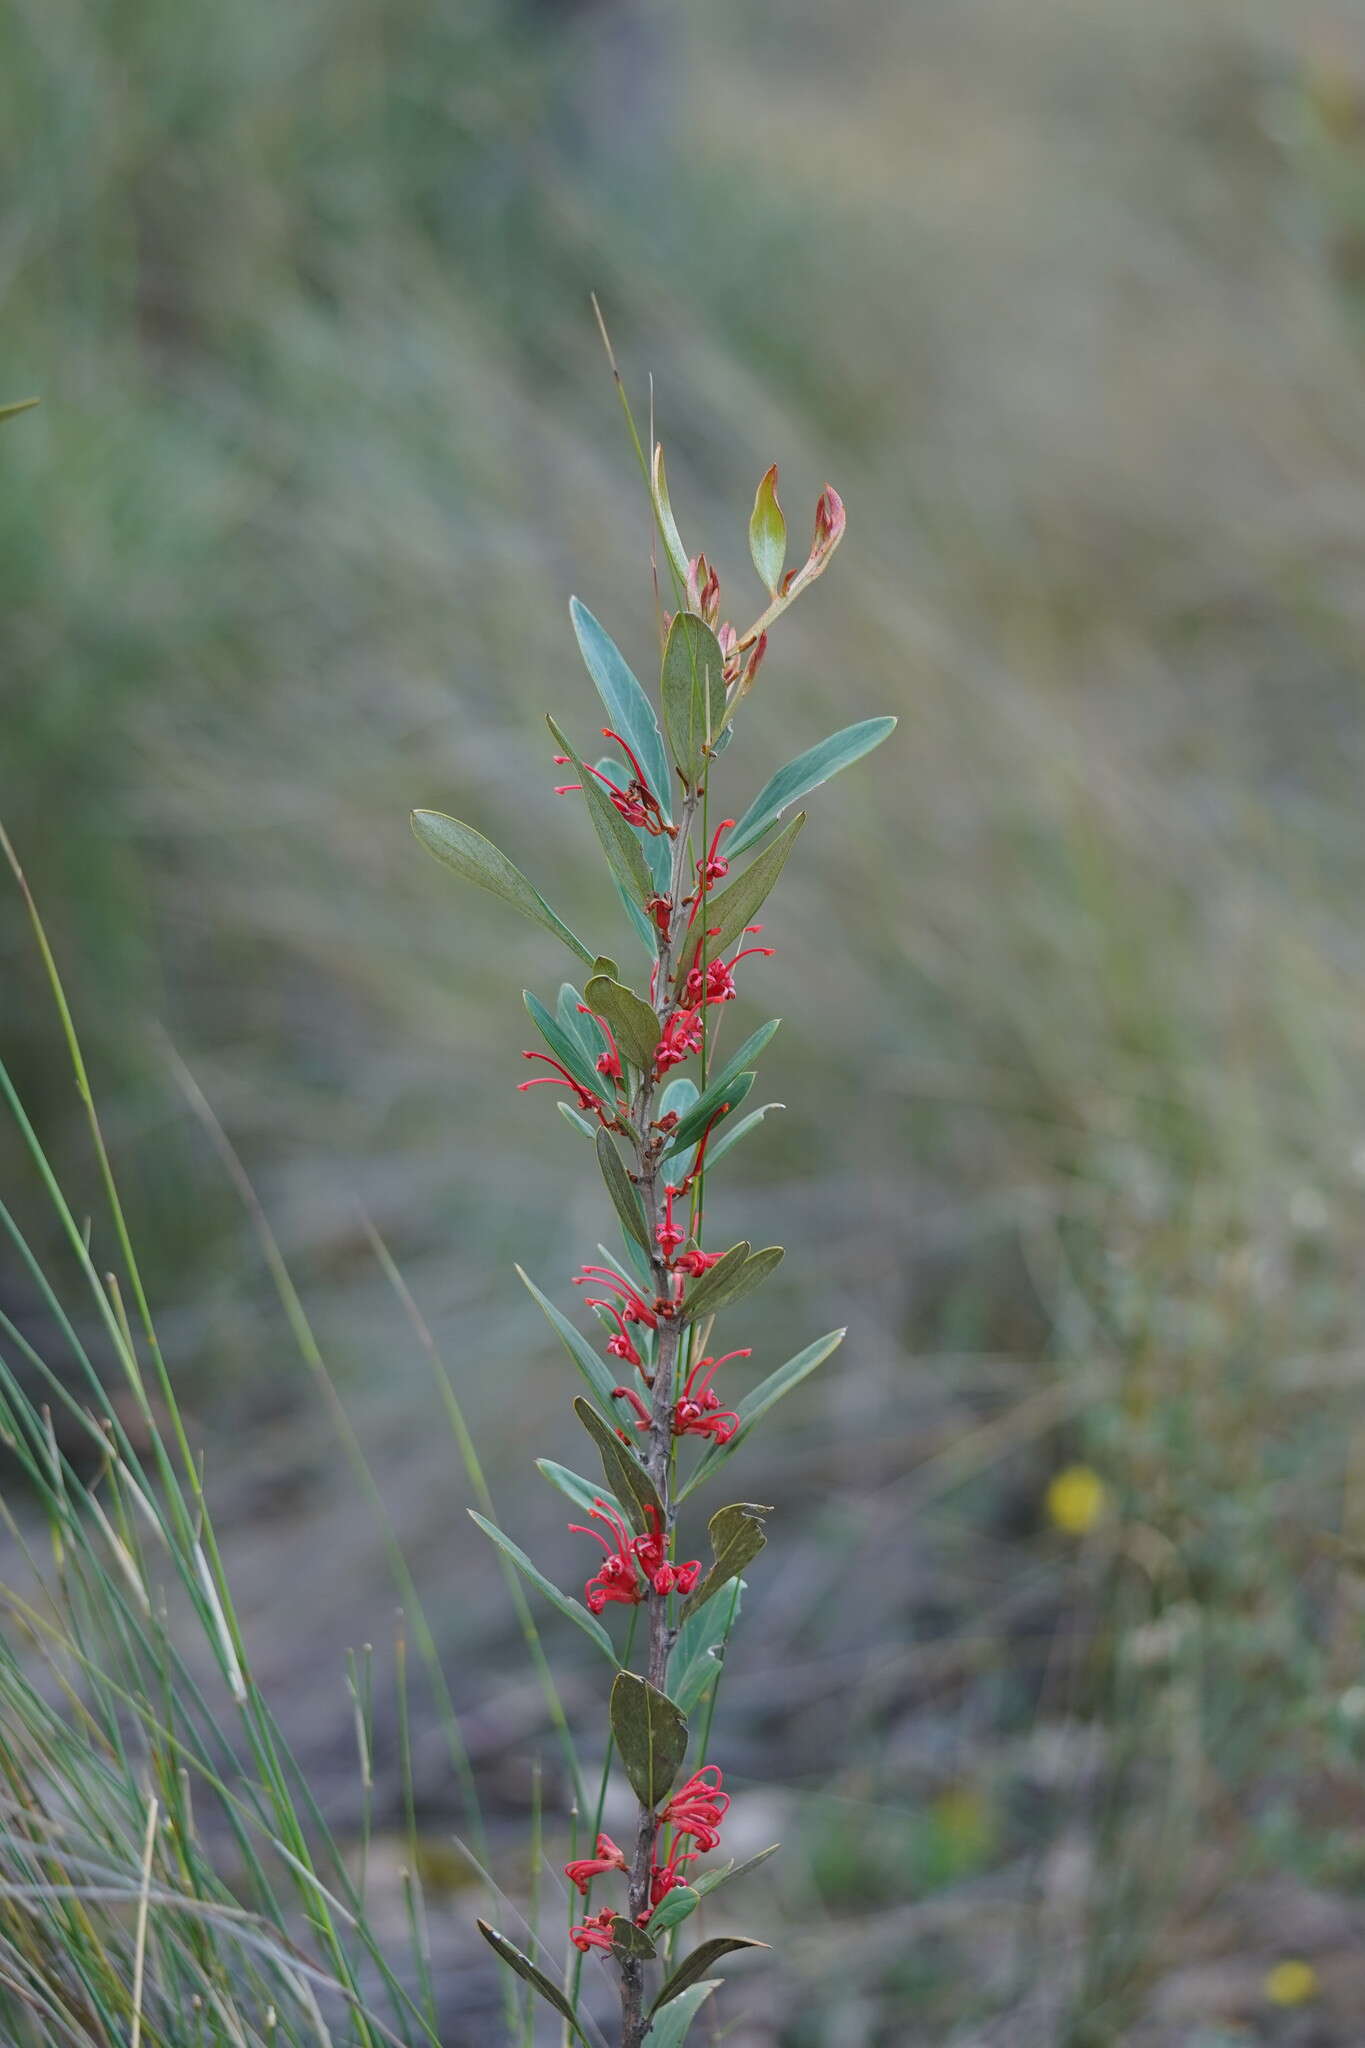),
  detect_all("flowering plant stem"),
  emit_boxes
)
[413,368,895,2045]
